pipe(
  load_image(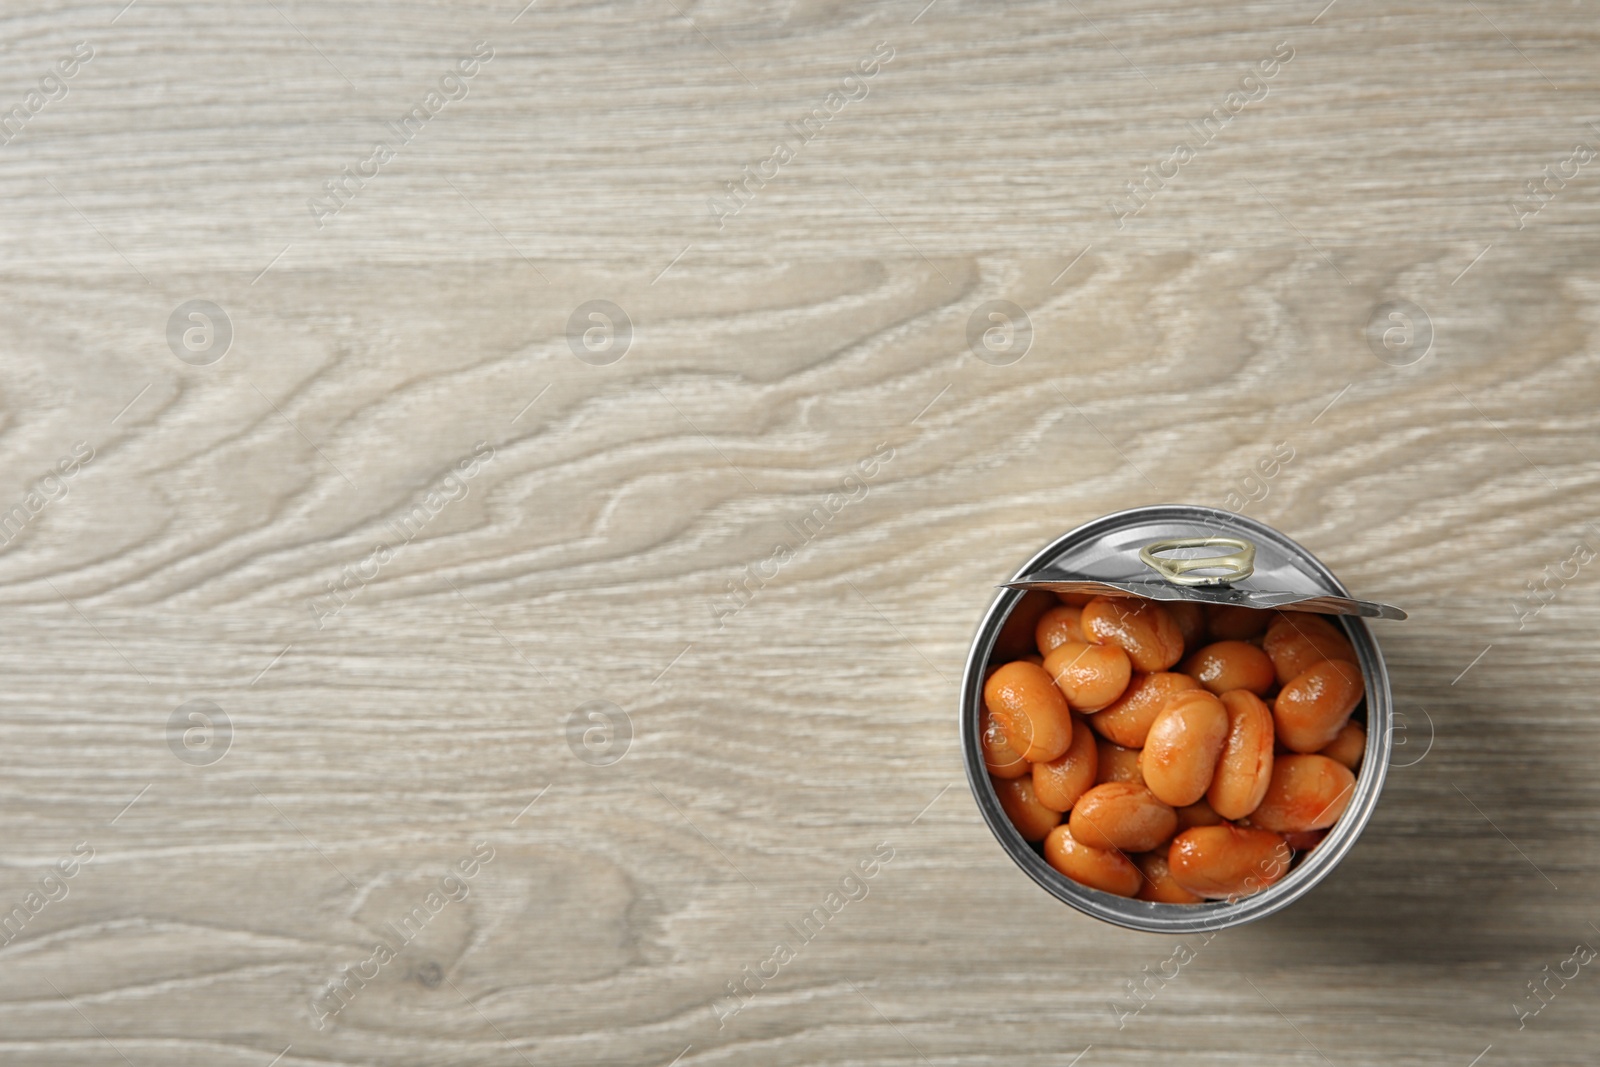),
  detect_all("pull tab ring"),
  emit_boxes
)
[1139,536,1256,587]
